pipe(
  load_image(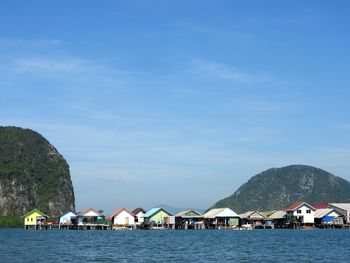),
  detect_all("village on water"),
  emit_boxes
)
[22,202,350,230]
